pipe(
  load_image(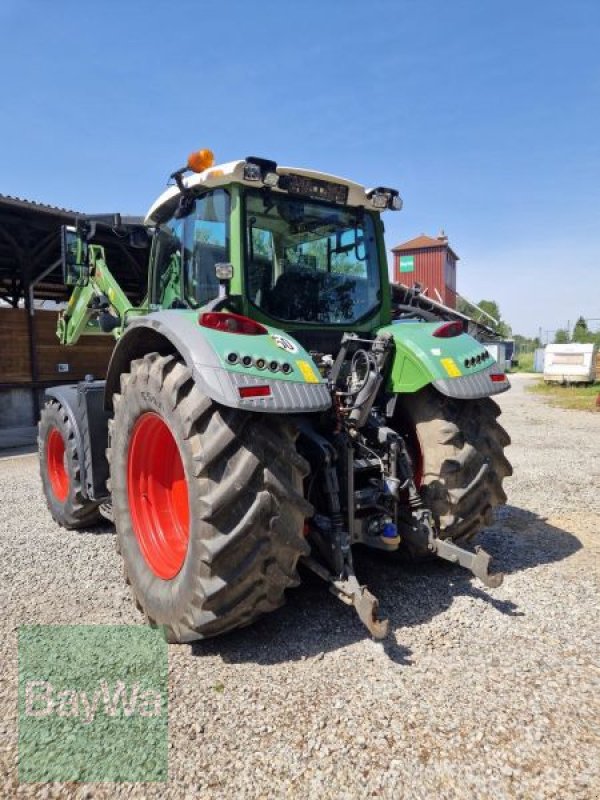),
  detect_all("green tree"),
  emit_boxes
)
[477,300,512,337]
[571,316,594,343]
[514,333,541,354]
[554,329,570,344]
[457,297,511,337]
[477,299,501,324]
[456,297,473,316]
